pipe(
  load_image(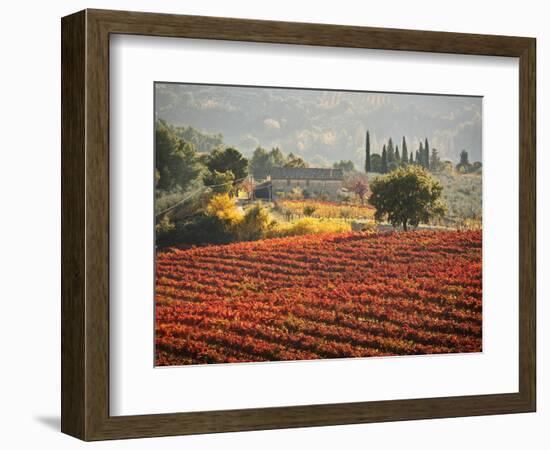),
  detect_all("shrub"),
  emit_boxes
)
[237,203,273,241]
[287,187,304,200]
[206,193,242,225]
[155,215,176,244]
[156,194,243,247]
[205,195,274,242]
